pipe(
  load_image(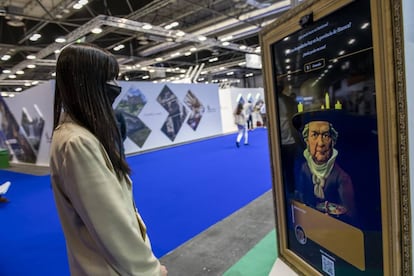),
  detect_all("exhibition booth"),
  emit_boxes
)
[0,80,264,167]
